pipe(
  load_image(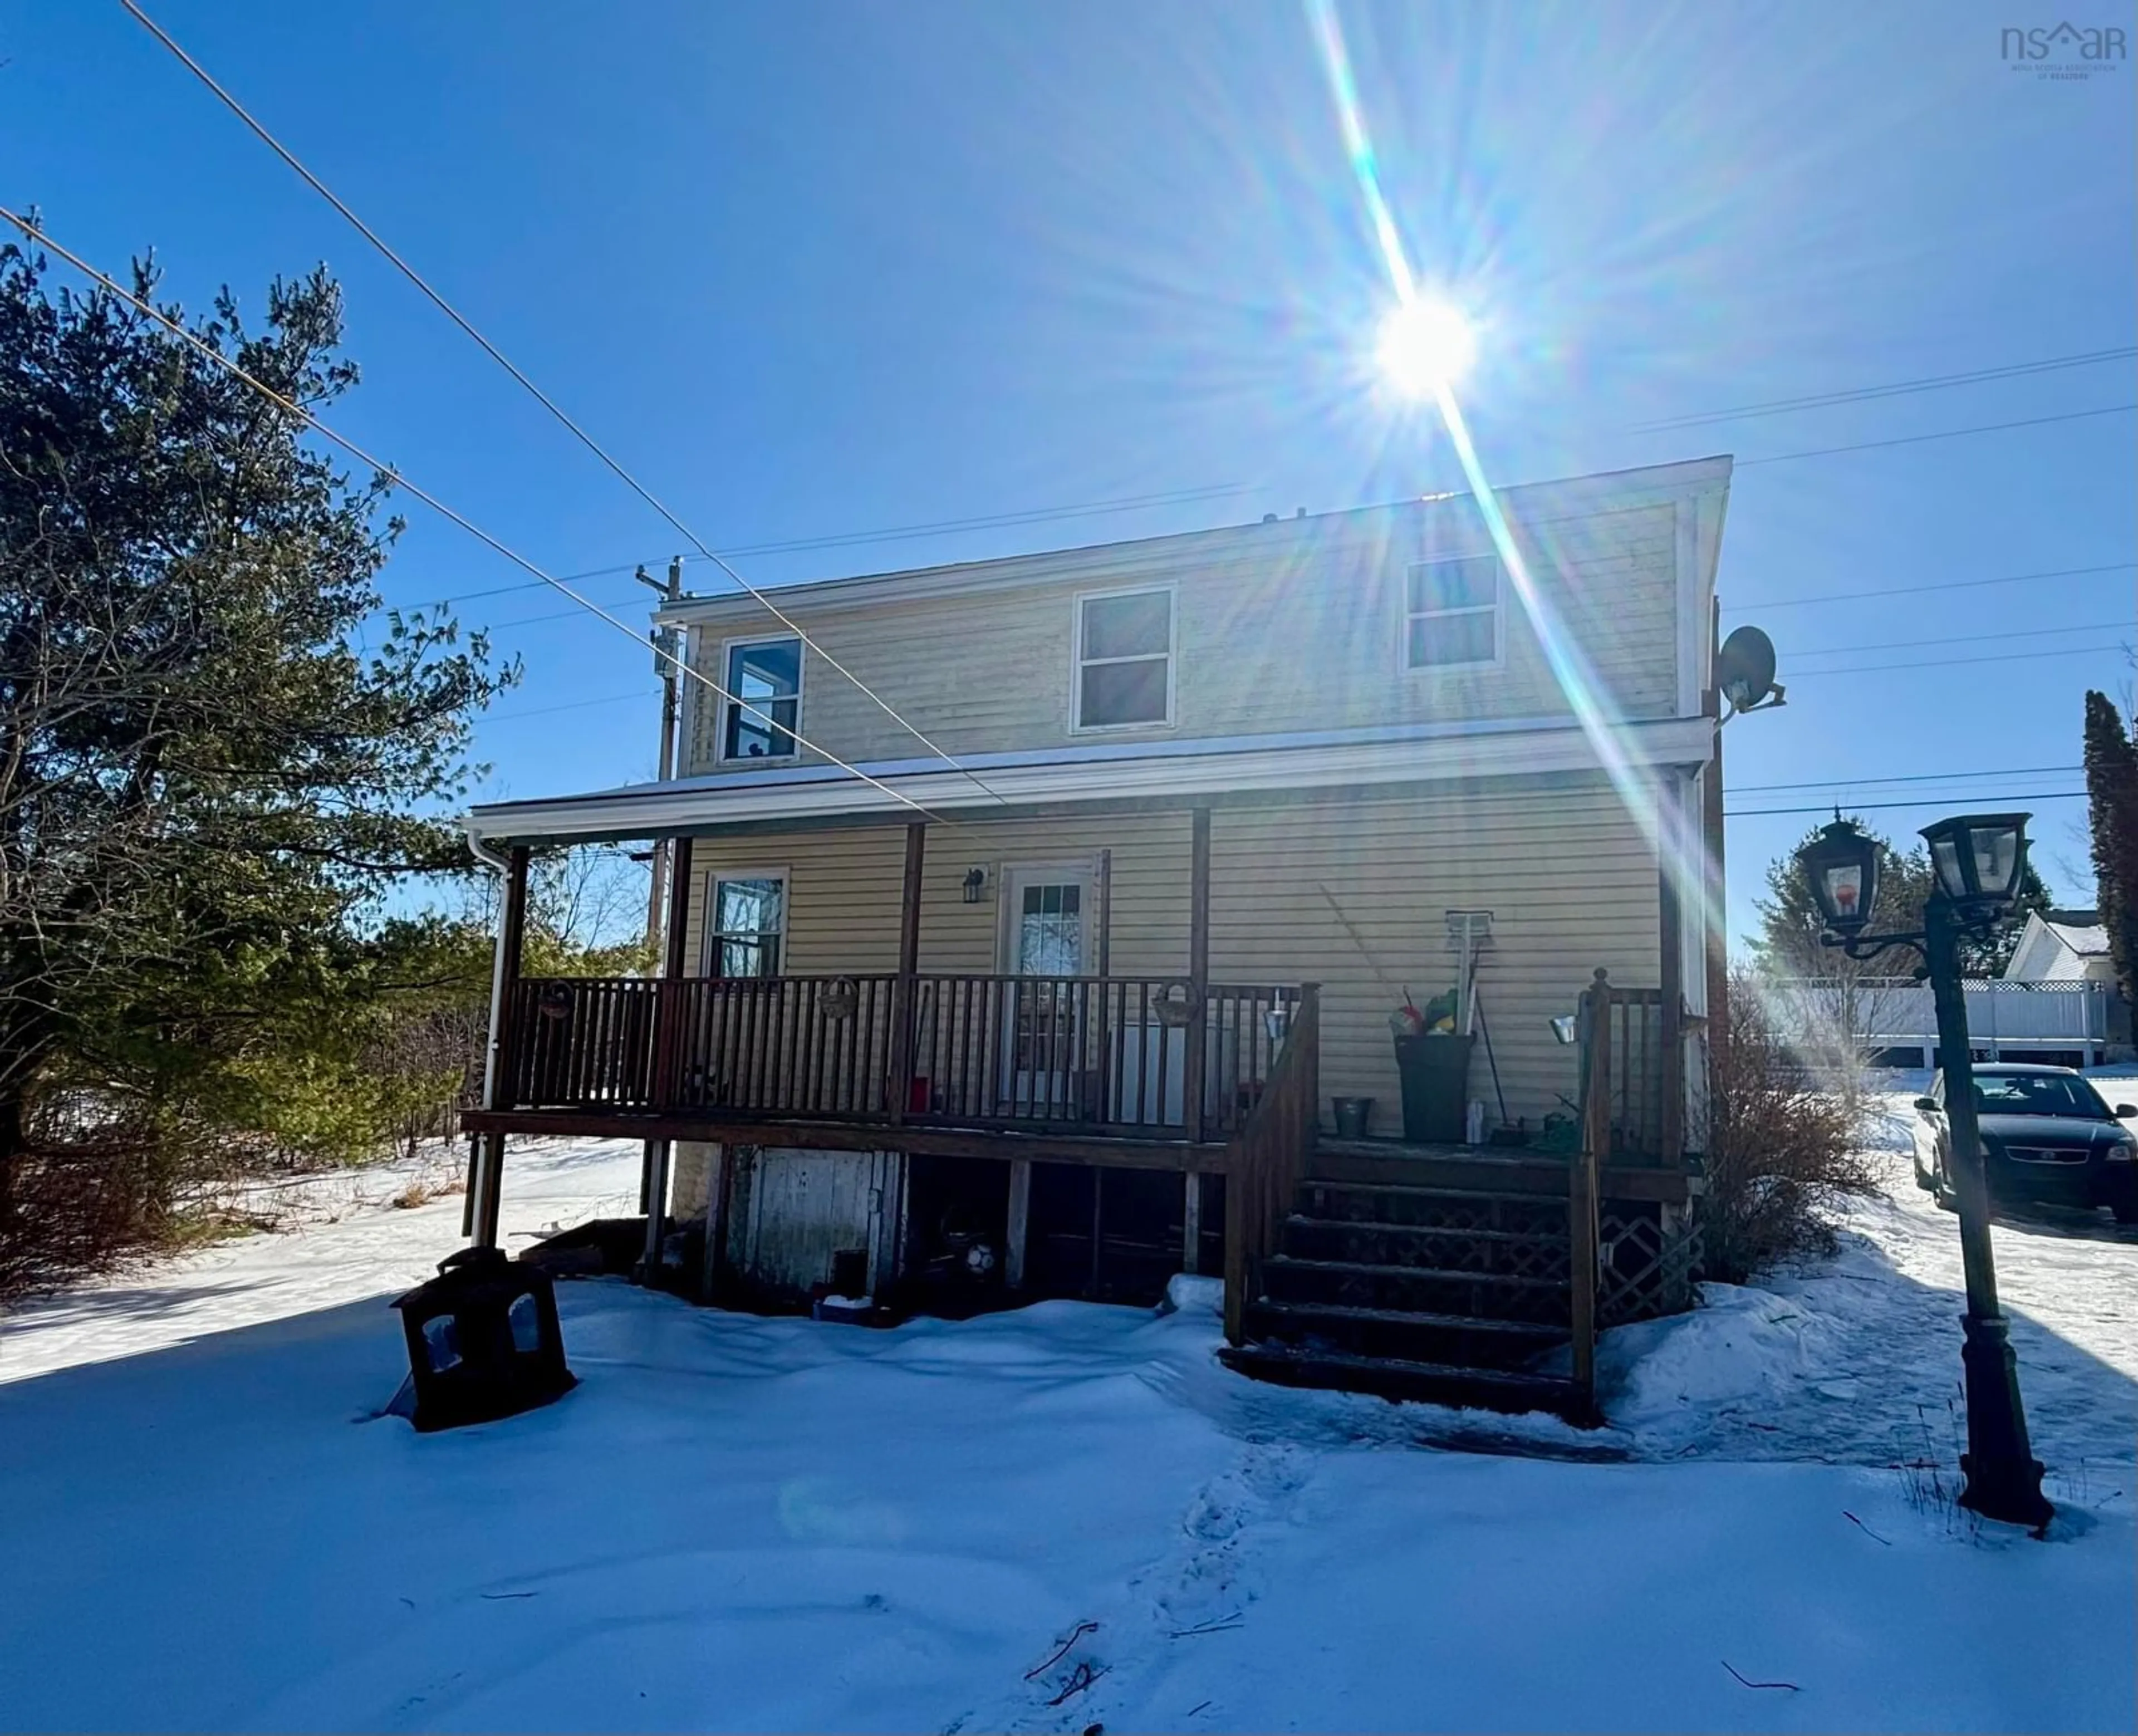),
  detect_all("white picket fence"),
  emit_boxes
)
[1769,978,2114,1065]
